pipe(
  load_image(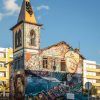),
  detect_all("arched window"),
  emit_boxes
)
[15,29,22,48]
[30,30,36,46]
[18,29,22,46]
[15,32,18,48]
